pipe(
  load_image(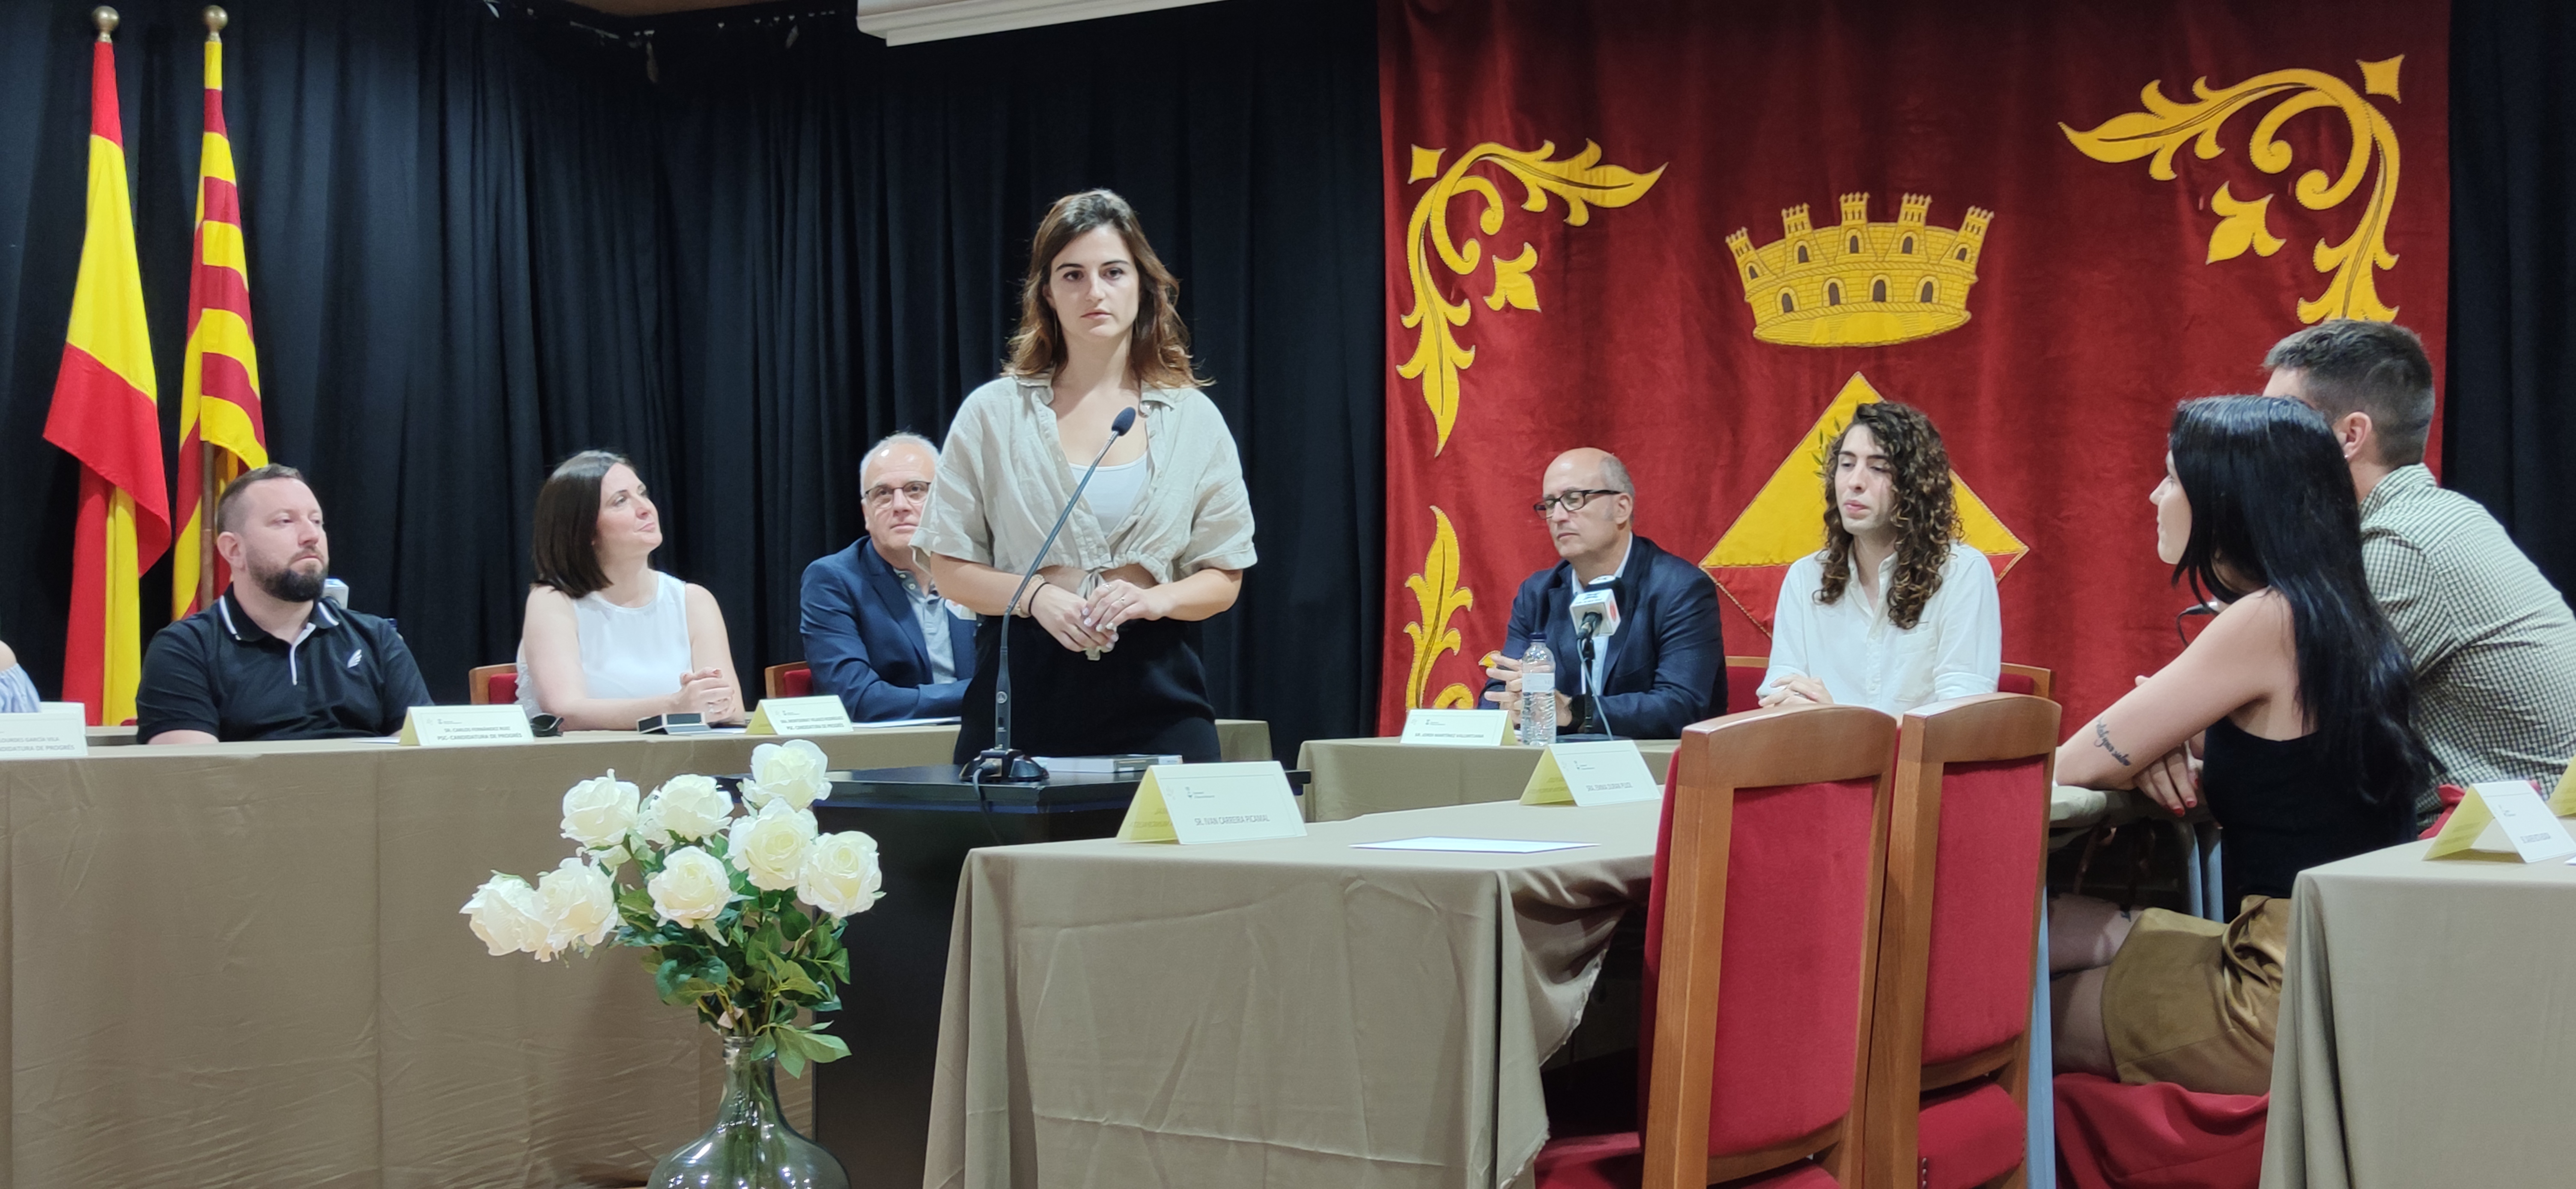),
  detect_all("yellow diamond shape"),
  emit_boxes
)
[1702,372,2027,632]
